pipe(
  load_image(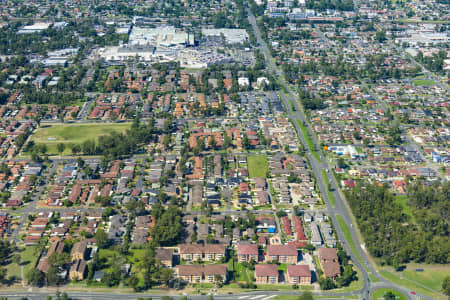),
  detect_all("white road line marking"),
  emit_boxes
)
[262,296,277,300]
[250,295,267,300]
